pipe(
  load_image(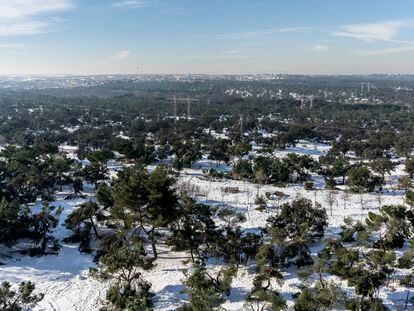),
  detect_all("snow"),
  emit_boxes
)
[0,142,411,310]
